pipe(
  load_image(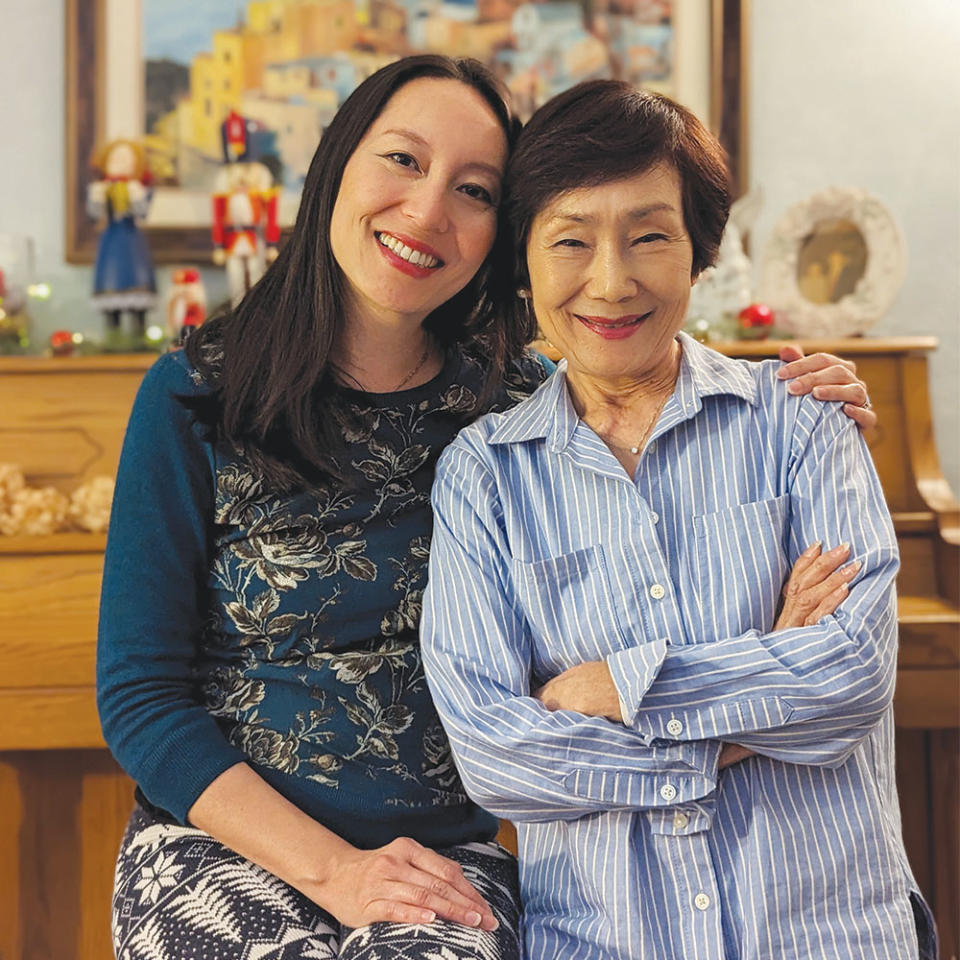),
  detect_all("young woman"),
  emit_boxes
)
[98,56,875,960]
